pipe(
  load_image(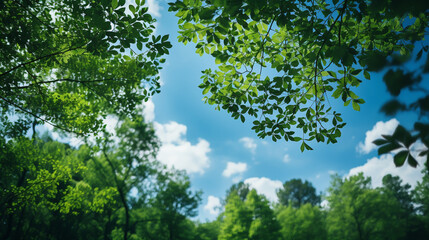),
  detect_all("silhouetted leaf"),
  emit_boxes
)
[394,150,408,167]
